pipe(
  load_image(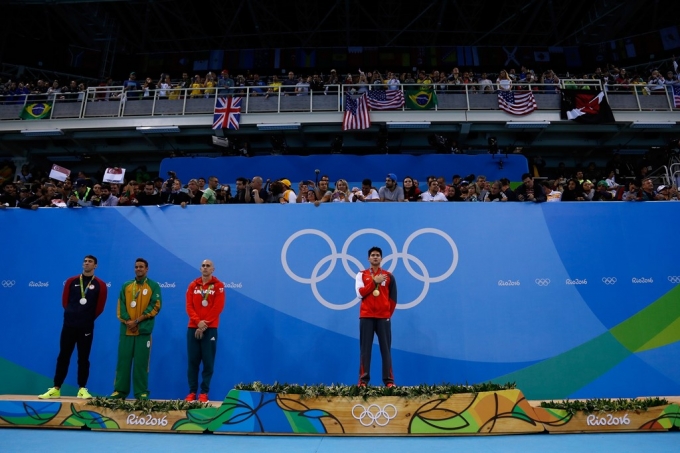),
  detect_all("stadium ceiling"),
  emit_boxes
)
[4,0,679,53]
